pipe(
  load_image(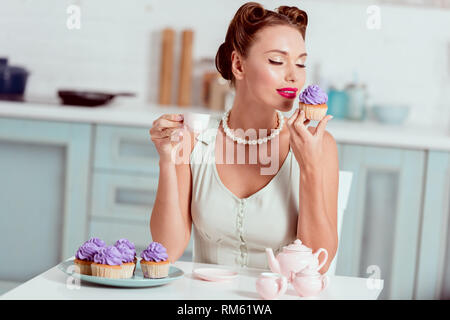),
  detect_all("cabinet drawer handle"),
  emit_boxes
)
[115,188,156,207]
[118,139,158,159]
